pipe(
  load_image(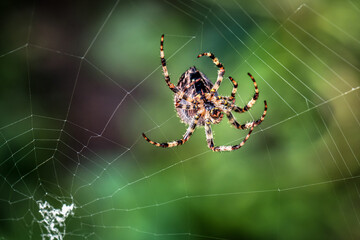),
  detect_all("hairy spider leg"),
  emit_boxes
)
[233,73,260,113]
[214,97,232,109]
[142,113,201,148]
[175,103,198,110]
[160,34,179,93]
[227,101,268,130]
[176,91,199,106]
[160,35,197,103]
[228,76,238,102]
[204,115,254,152]
[197,52,225,95]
